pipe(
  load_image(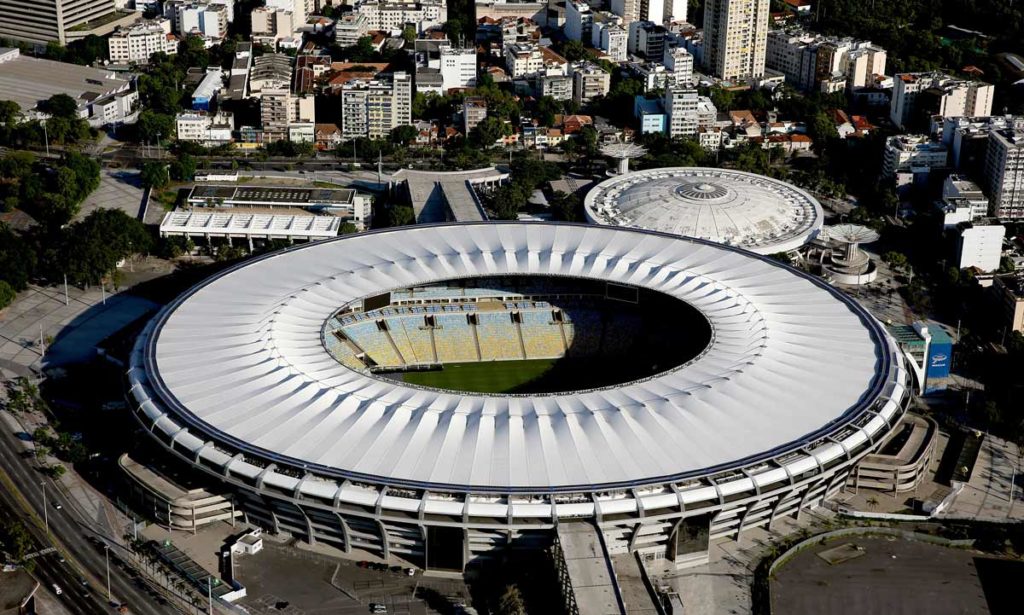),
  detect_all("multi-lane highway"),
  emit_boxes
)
[0,422,178,615]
